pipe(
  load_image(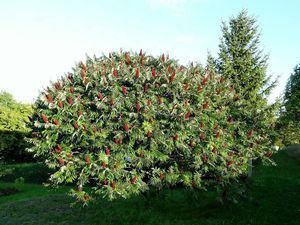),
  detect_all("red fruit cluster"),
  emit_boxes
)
[122,86,127,96]
[105,147,110,156]
[46,94,53,103]
[123,123,129,132]
[55,144,62,154]
[67,96,72,105]
[42,114,48,123]
[85,155,91,164]
[136,102,140,113]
